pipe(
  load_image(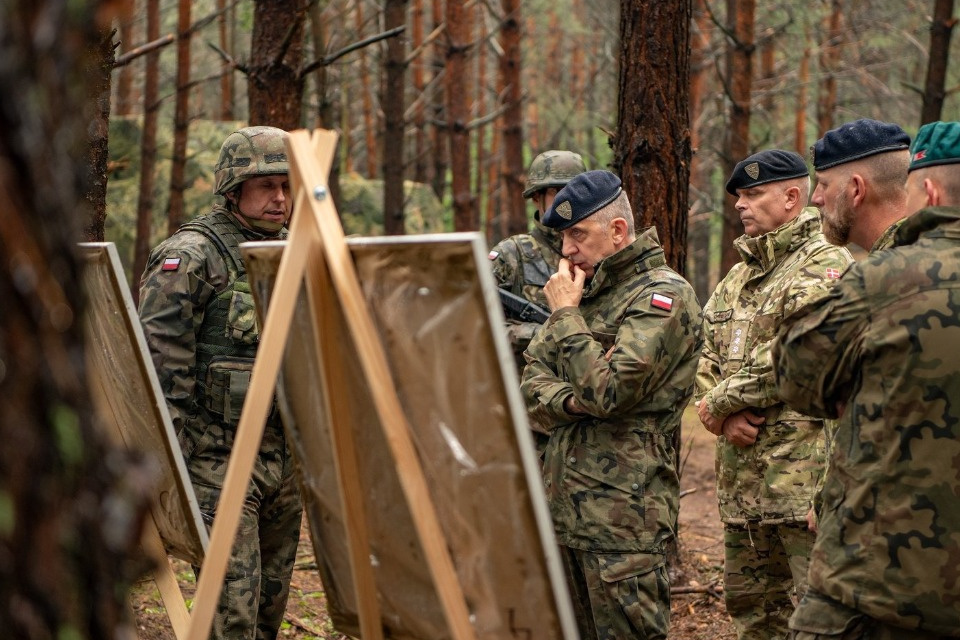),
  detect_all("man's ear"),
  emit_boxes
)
[611,217,629,244]
[850,174,867,207]
[924,177,941,207]
[784,185,801,210]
